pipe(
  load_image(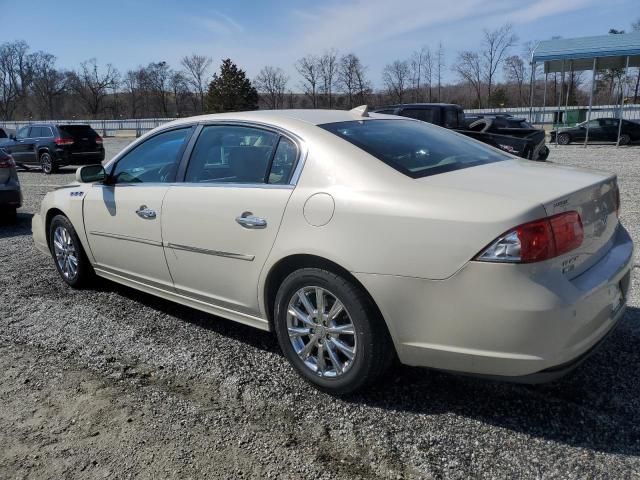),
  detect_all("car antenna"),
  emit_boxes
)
[350,105,369,117]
